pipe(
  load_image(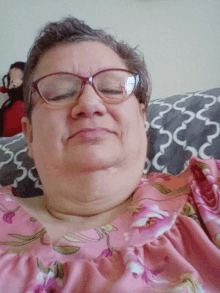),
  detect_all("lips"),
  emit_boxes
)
[69,127,116,139]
